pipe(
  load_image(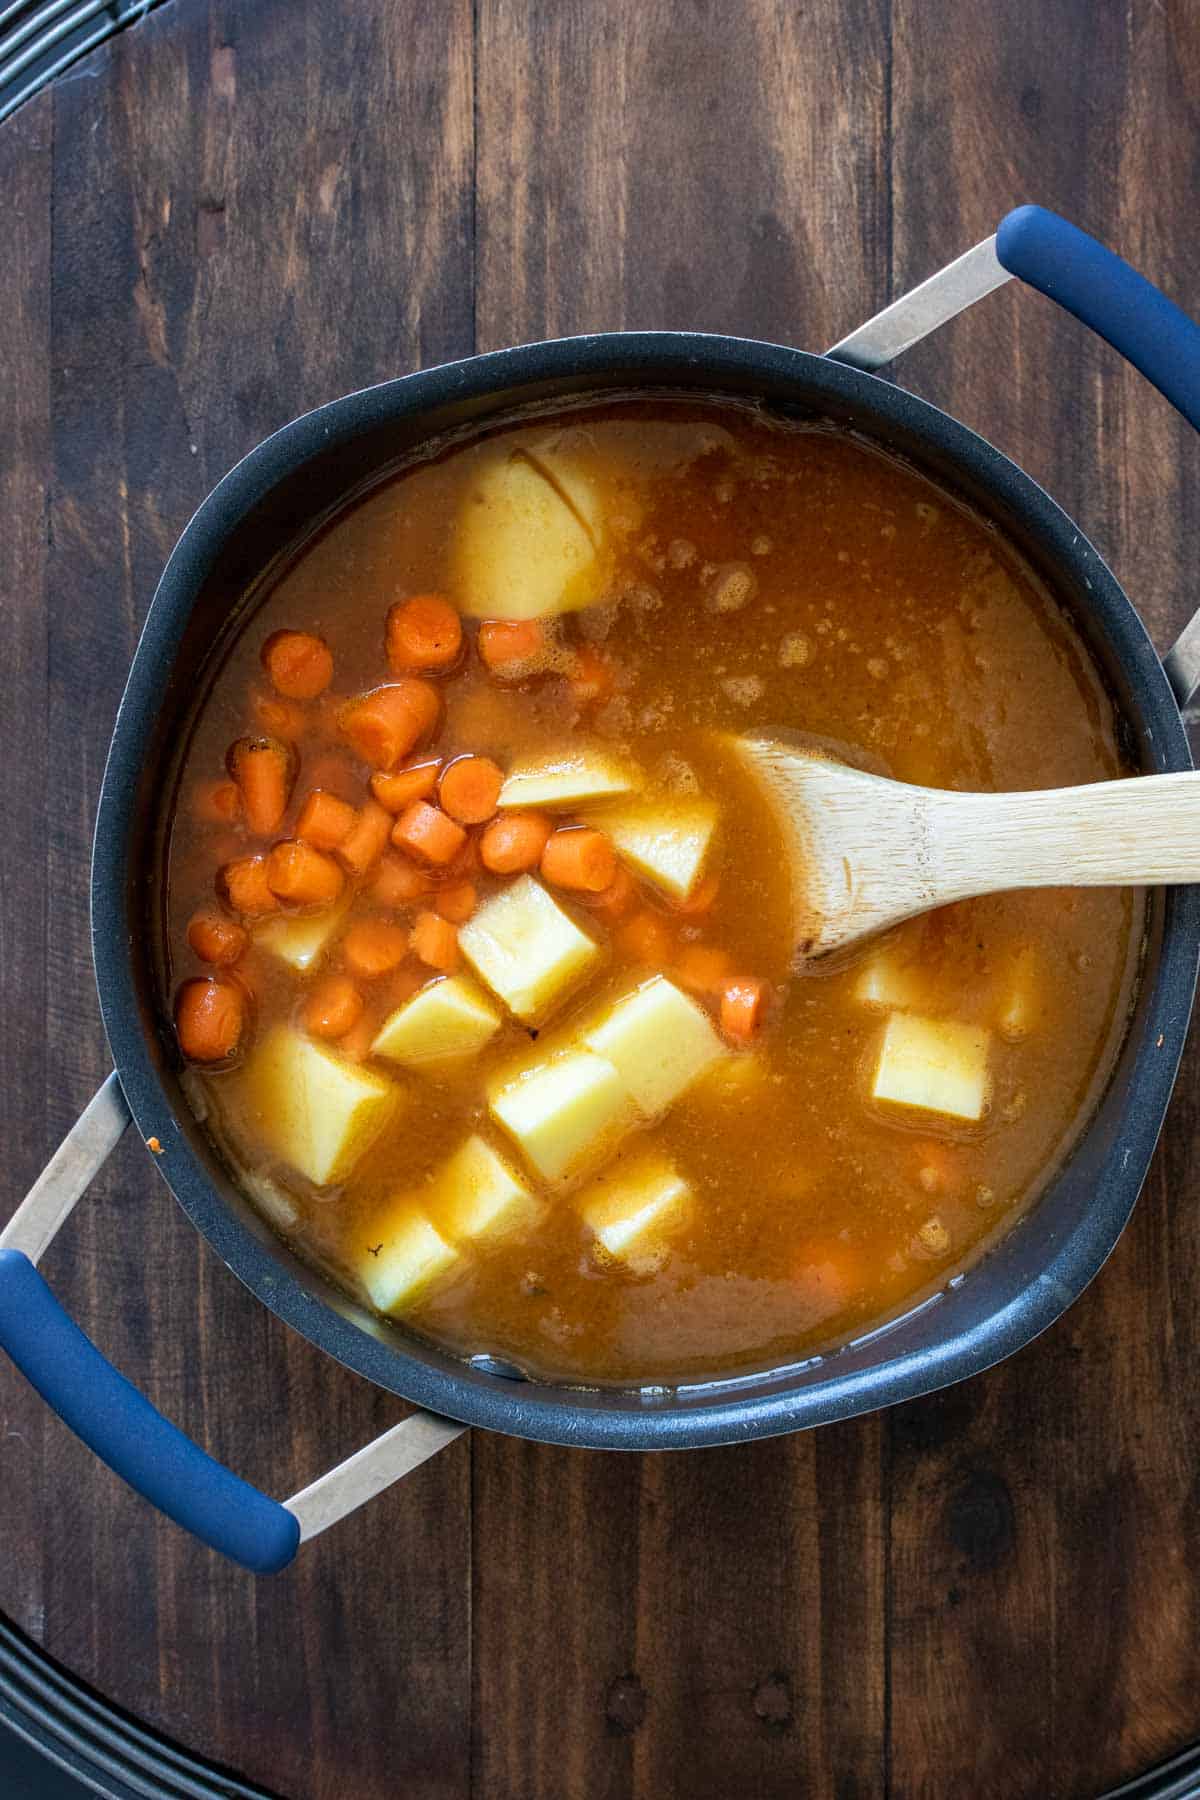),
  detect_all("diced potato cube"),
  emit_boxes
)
[360,1210,458,1315]
[240,1025,402,1186]
[585,797,718,901]
[459,876,603,1024]
[372,976,502,1068]
[254,900,348,972]
[498,746,640,811]
[581,976,725,1117]
[853,944,928,1011]
[578,1153,692,1272]
[490,1049,636,1183]
[872,1012,990,1123]
[430,1135,543,1245]
[996,947,1040,1041]
[453,449,605,620]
